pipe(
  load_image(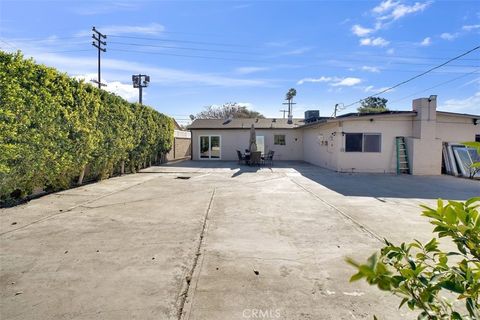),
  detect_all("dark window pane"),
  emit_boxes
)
[210,136,220,158]
[364,134,381,152]
[200,136,209,158]
[345,133,363,152]
[274,135,286,145]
